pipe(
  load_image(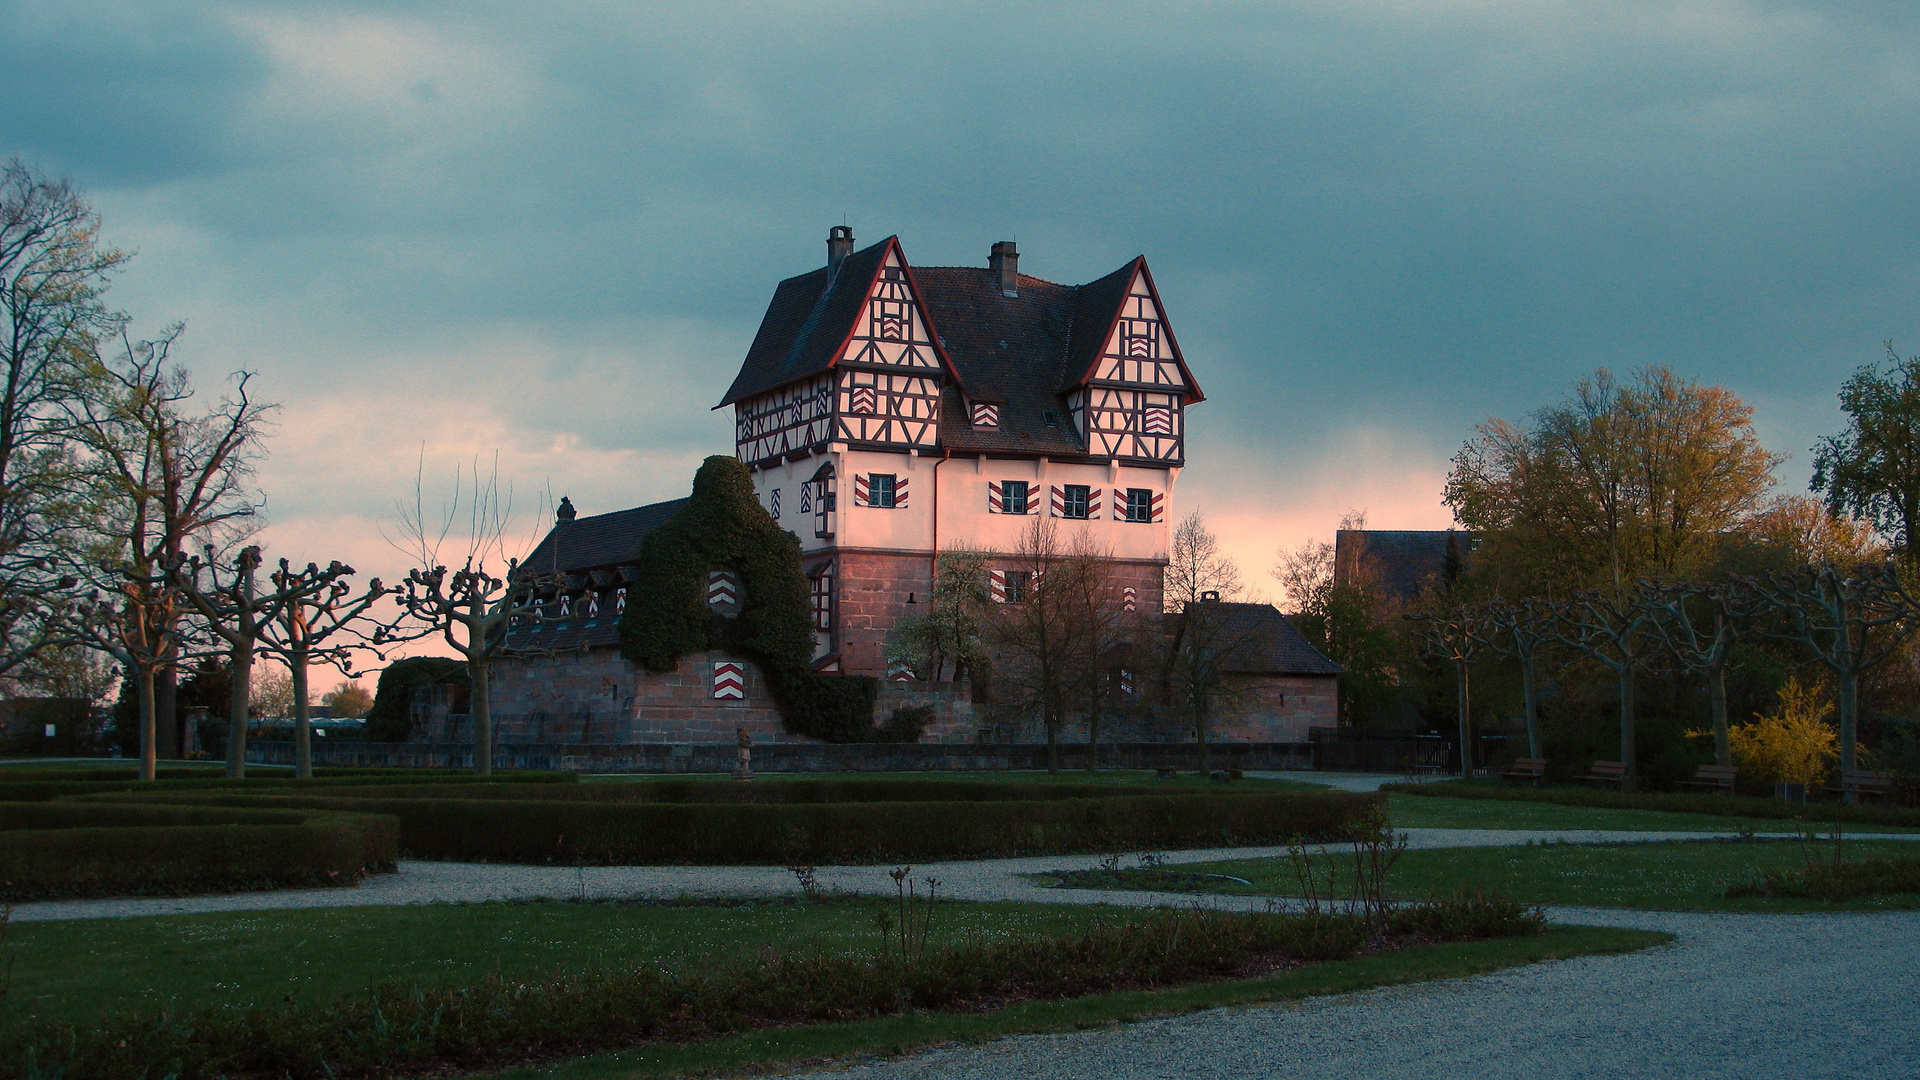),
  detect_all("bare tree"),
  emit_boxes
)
[1166,510,1242,612]
[1407,605,1490,777]
[1159,593,1266,775]
[1061,533,1128,771]
[257,558,389,777]
[69,332,270,775]
[1546,589,1658,785]
[986,517,1092,773]
[167,545,281,777]
[1744,562,1915,787]
[1479,598,1553,759]
[385,459,553,776]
